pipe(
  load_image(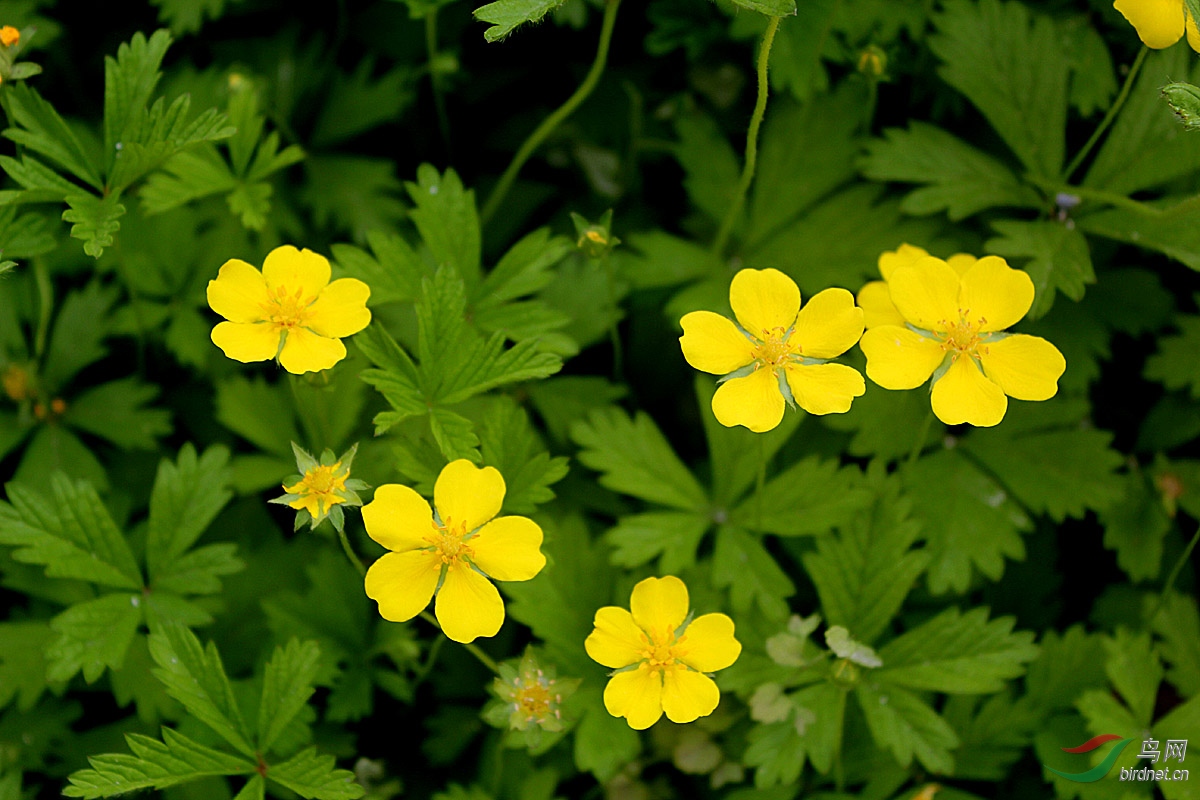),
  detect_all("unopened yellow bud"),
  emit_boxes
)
[857,45,886,79]
[0,27,19,47]
[1,365,30,401]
